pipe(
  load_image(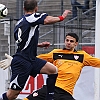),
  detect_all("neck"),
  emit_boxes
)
[63,48,76,51]
[24,10,36,15]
